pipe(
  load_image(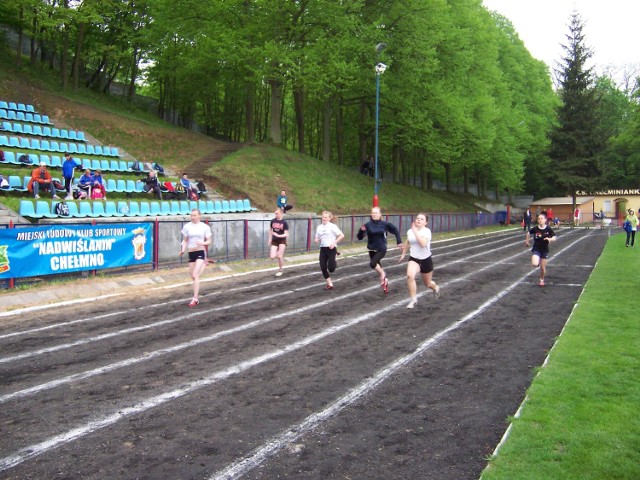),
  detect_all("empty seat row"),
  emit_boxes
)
[2,122,85,141]
[1,151,130,172]
[0,109,50,124]
[0,136,118,157]
[19,198,257,218]
[0,101,37,113]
